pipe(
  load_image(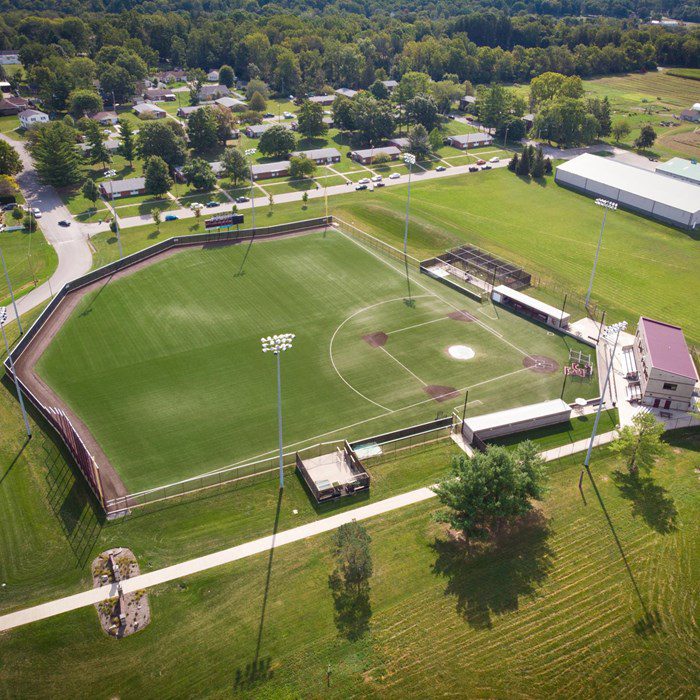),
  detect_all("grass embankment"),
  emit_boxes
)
[0,429,697,697]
